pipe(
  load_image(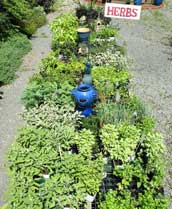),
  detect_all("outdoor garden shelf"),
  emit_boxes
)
[84,0,164,10]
